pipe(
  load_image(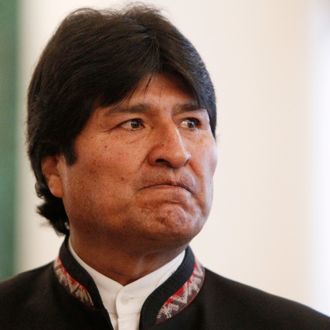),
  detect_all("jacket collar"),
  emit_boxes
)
[53,238,205,328]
